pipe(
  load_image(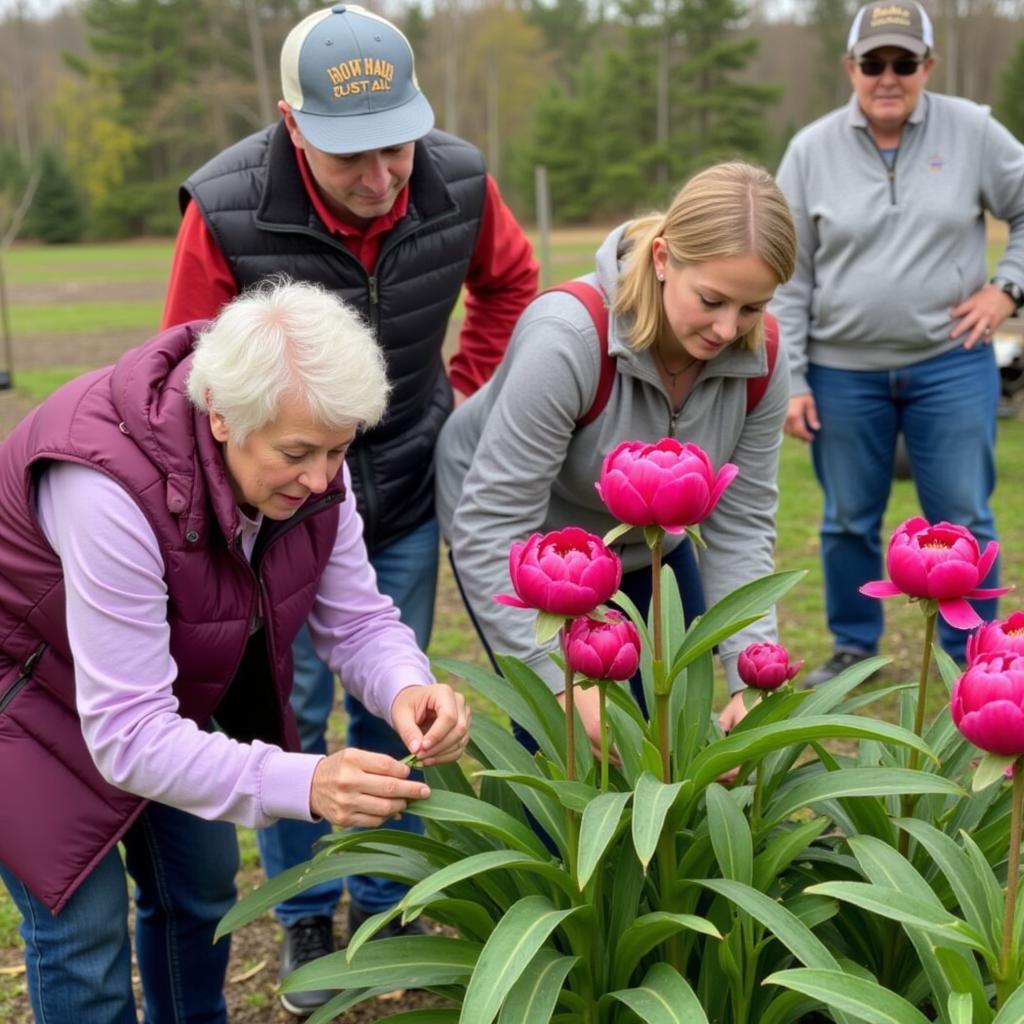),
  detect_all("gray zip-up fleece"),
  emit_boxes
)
[436,224,789,694]
[770,91,1024,396]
